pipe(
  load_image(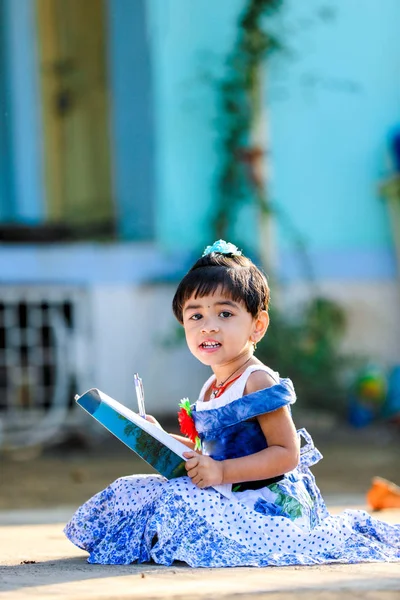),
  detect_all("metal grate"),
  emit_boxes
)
[0,286,90,449]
